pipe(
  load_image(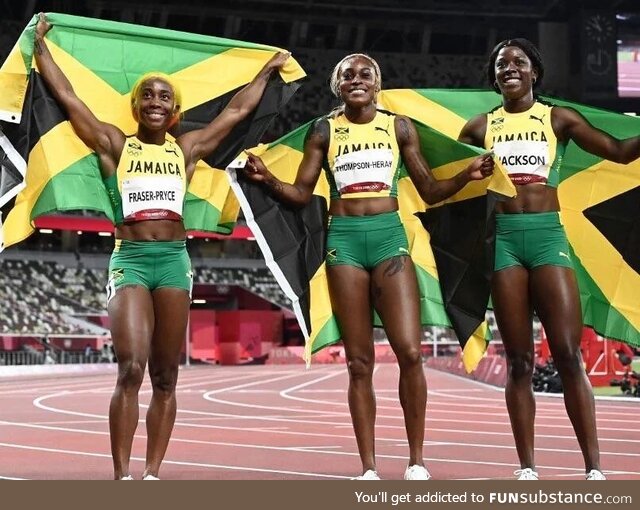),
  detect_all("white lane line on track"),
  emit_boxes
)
[31,389,640,445]
[204,369,343,395]
[6,371,271,401]
[188,387,640,424]
[202,370,349,416]
[29,370,324,420]
[0,379,115,395]
[2,420,347,455]
[277,370,639,417]
[0,439,636,478]
[27,420,107,426]
[5,365,637,479]
[11,402,639,460]
[278,370,347,406]
[0,368,296,396]
[431,369,640,405]
[429,389,640,408]
[199,368,640,441]
[416,439,640,458]
[33,392,108,420]
[3,420,636,476]
[425,397,640,416]
[204,393,639,433]
[25,365,639,464]
[6,386,640,474]
[277,369,624,429]
[292,389,395,393]
[202,368,516,419]
[140,370,305,394]
[176,416,640,444]
[0,442,348,479]
[389,401,640,424]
